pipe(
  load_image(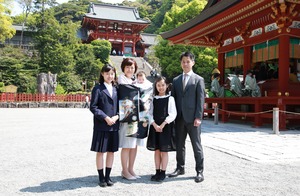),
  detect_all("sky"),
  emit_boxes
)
[11,0,135,16]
